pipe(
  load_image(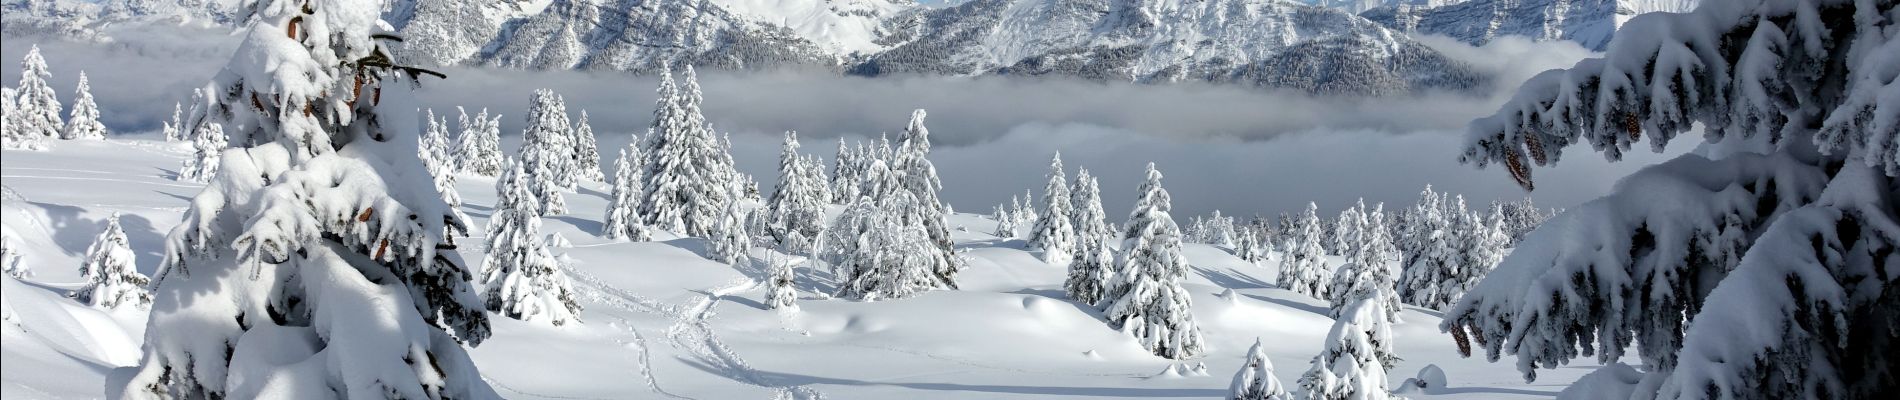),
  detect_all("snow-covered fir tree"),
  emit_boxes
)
[993,203,1020,238]
[1102,163,1205,359]
[1441,198,1506,307]
[1446,1,1900,397]
[829,139,863,204]
[163,101,183,142]
[1330,202,1401,322]
[886,110,963,289]
[2,87,45,151]
[119,0,496,396]
[766,131,827,254]
[1328,205,1360,256]
[763,246,798,310]
[419,109,461,207]
[1016,188,1038,232]
[454,107,504,176]
[1397,186,1463,310]
[602,146,651,241]
[61,71,106,140]
[1235,229,1267,265]
[177,122,225,182]
[72,212,150,309]
[1063,168,1114,307]
[520,89,575,215]
[829,160,939,300]
[571,110,604,182]
[1493,198,1553,246]
[14,45,61,139]
[1229,338,1292,400]
[1278,202,1332,299]
[482,160,582,326]
[1027,153,1076,266]
[639,66,740,239]
[1296,297,1398,400]
[704,179,754,265]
